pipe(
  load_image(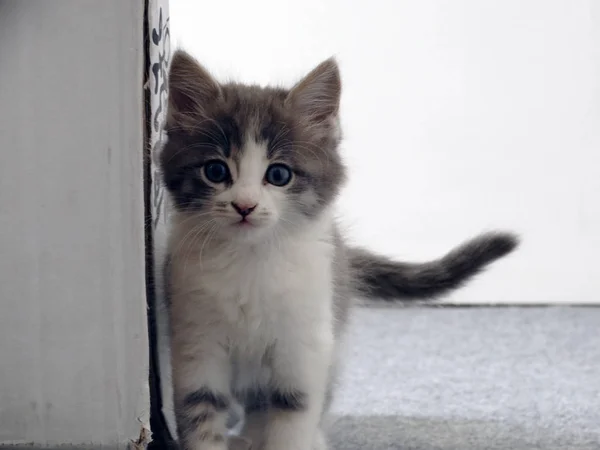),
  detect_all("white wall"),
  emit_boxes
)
[170,0,600,304]
[0,1,149,446]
